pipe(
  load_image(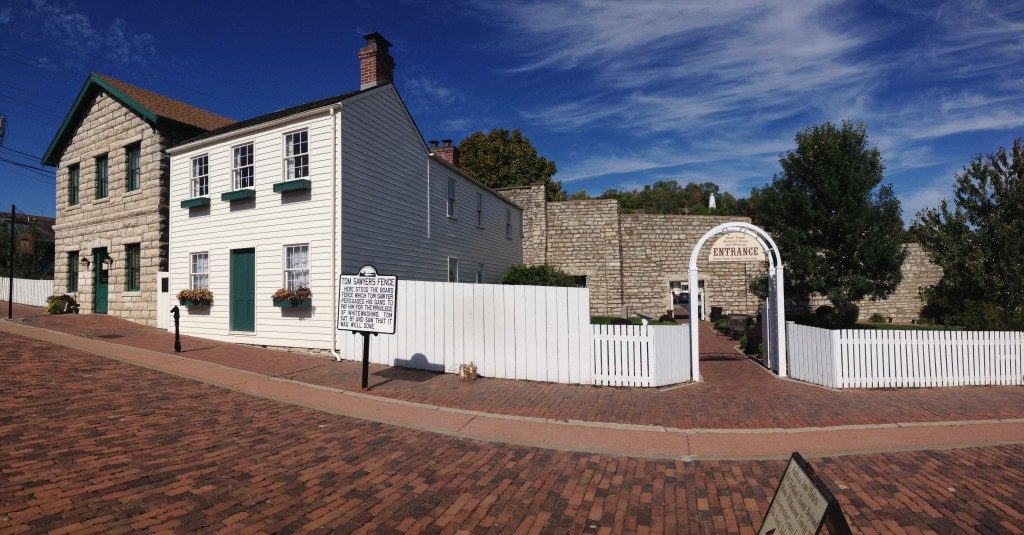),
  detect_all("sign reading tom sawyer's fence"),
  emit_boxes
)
[337,265,397,334]
[759,452,851,535]
[708,232,766,263]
